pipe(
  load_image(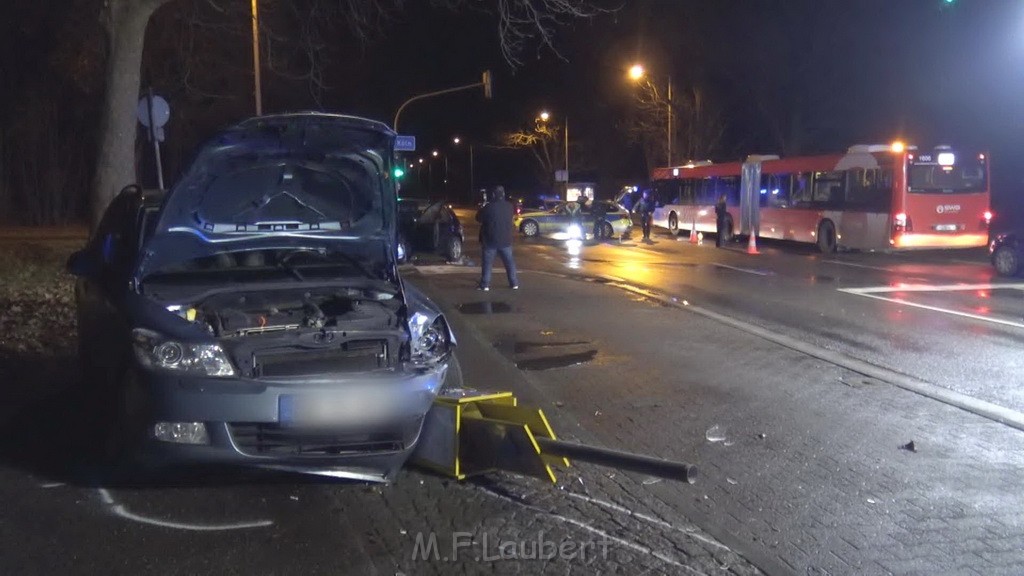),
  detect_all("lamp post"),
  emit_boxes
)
[250,0,262,115]
[453,136,474,205]
[629,63,673,166]
[538,111,569,197]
